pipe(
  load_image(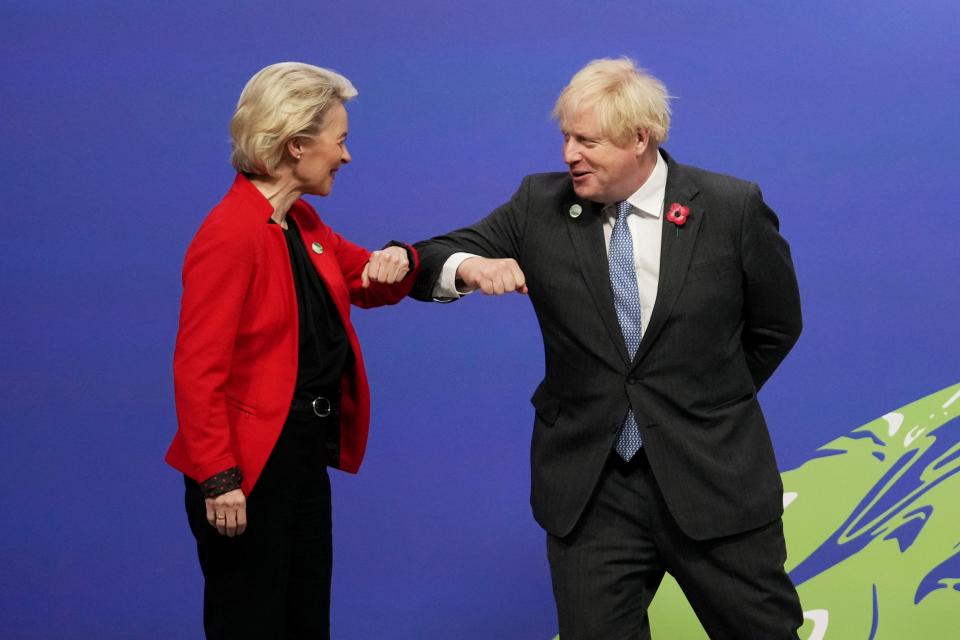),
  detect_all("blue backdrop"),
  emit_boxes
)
[1,1,958,638]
